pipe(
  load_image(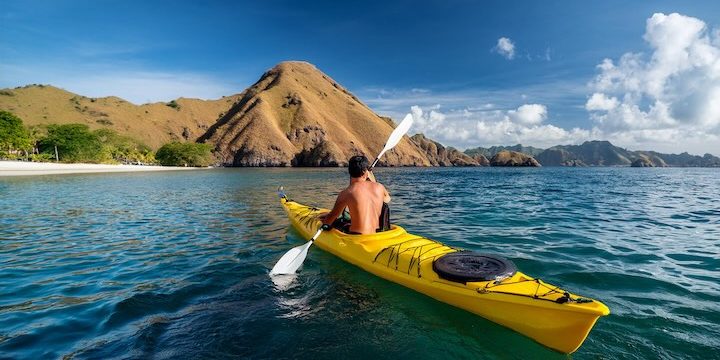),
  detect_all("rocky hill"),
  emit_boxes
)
[465,144,544,158]
[198,62,435,166]
[0,85,242,149]
[542,141,634,166]
[410,134,481,166]
[489,150,541,167]
[0,62,481,167]
[535,141,719,167]
[637,151,719,167]
[535,148,586,167]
